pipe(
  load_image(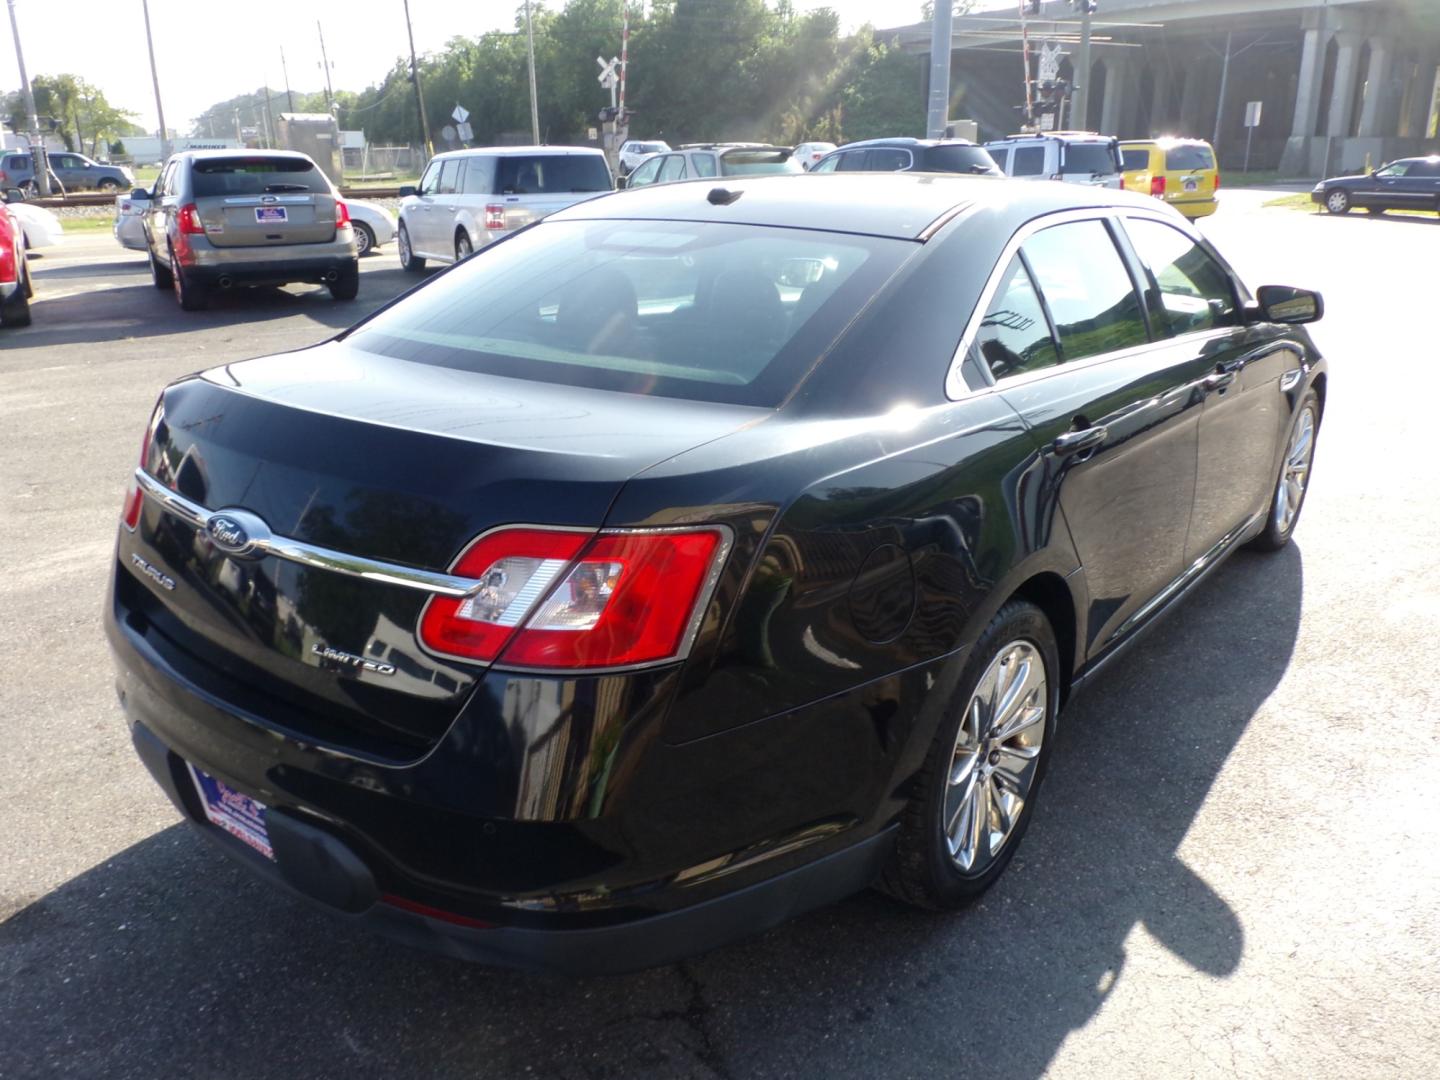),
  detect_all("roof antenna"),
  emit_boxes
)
[707,187,742,206]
